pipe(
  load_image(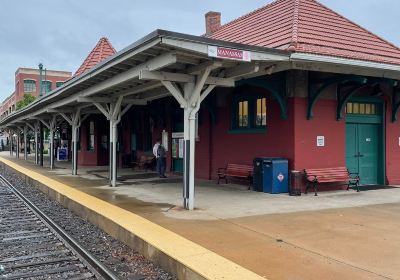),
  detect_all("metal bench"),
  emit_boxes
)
[217,163,253,188]
[304,167,360,196]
